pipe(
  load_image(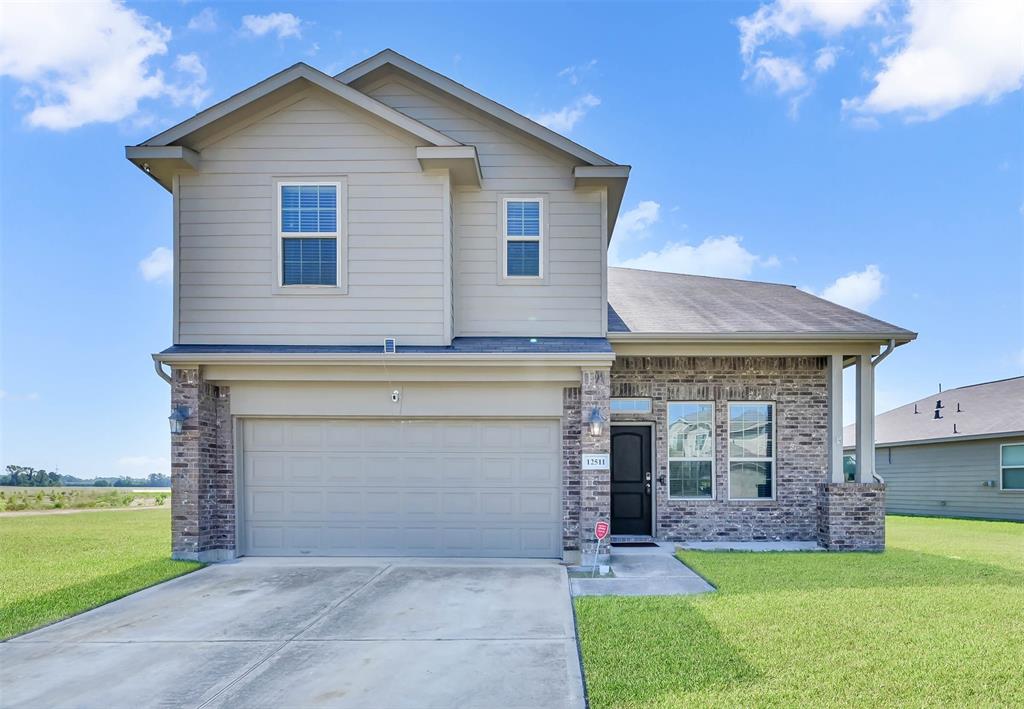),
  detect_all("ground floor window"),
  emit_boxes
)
[728,402,775,499]
[1001,443,1024,490]
[667,402,714,498]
